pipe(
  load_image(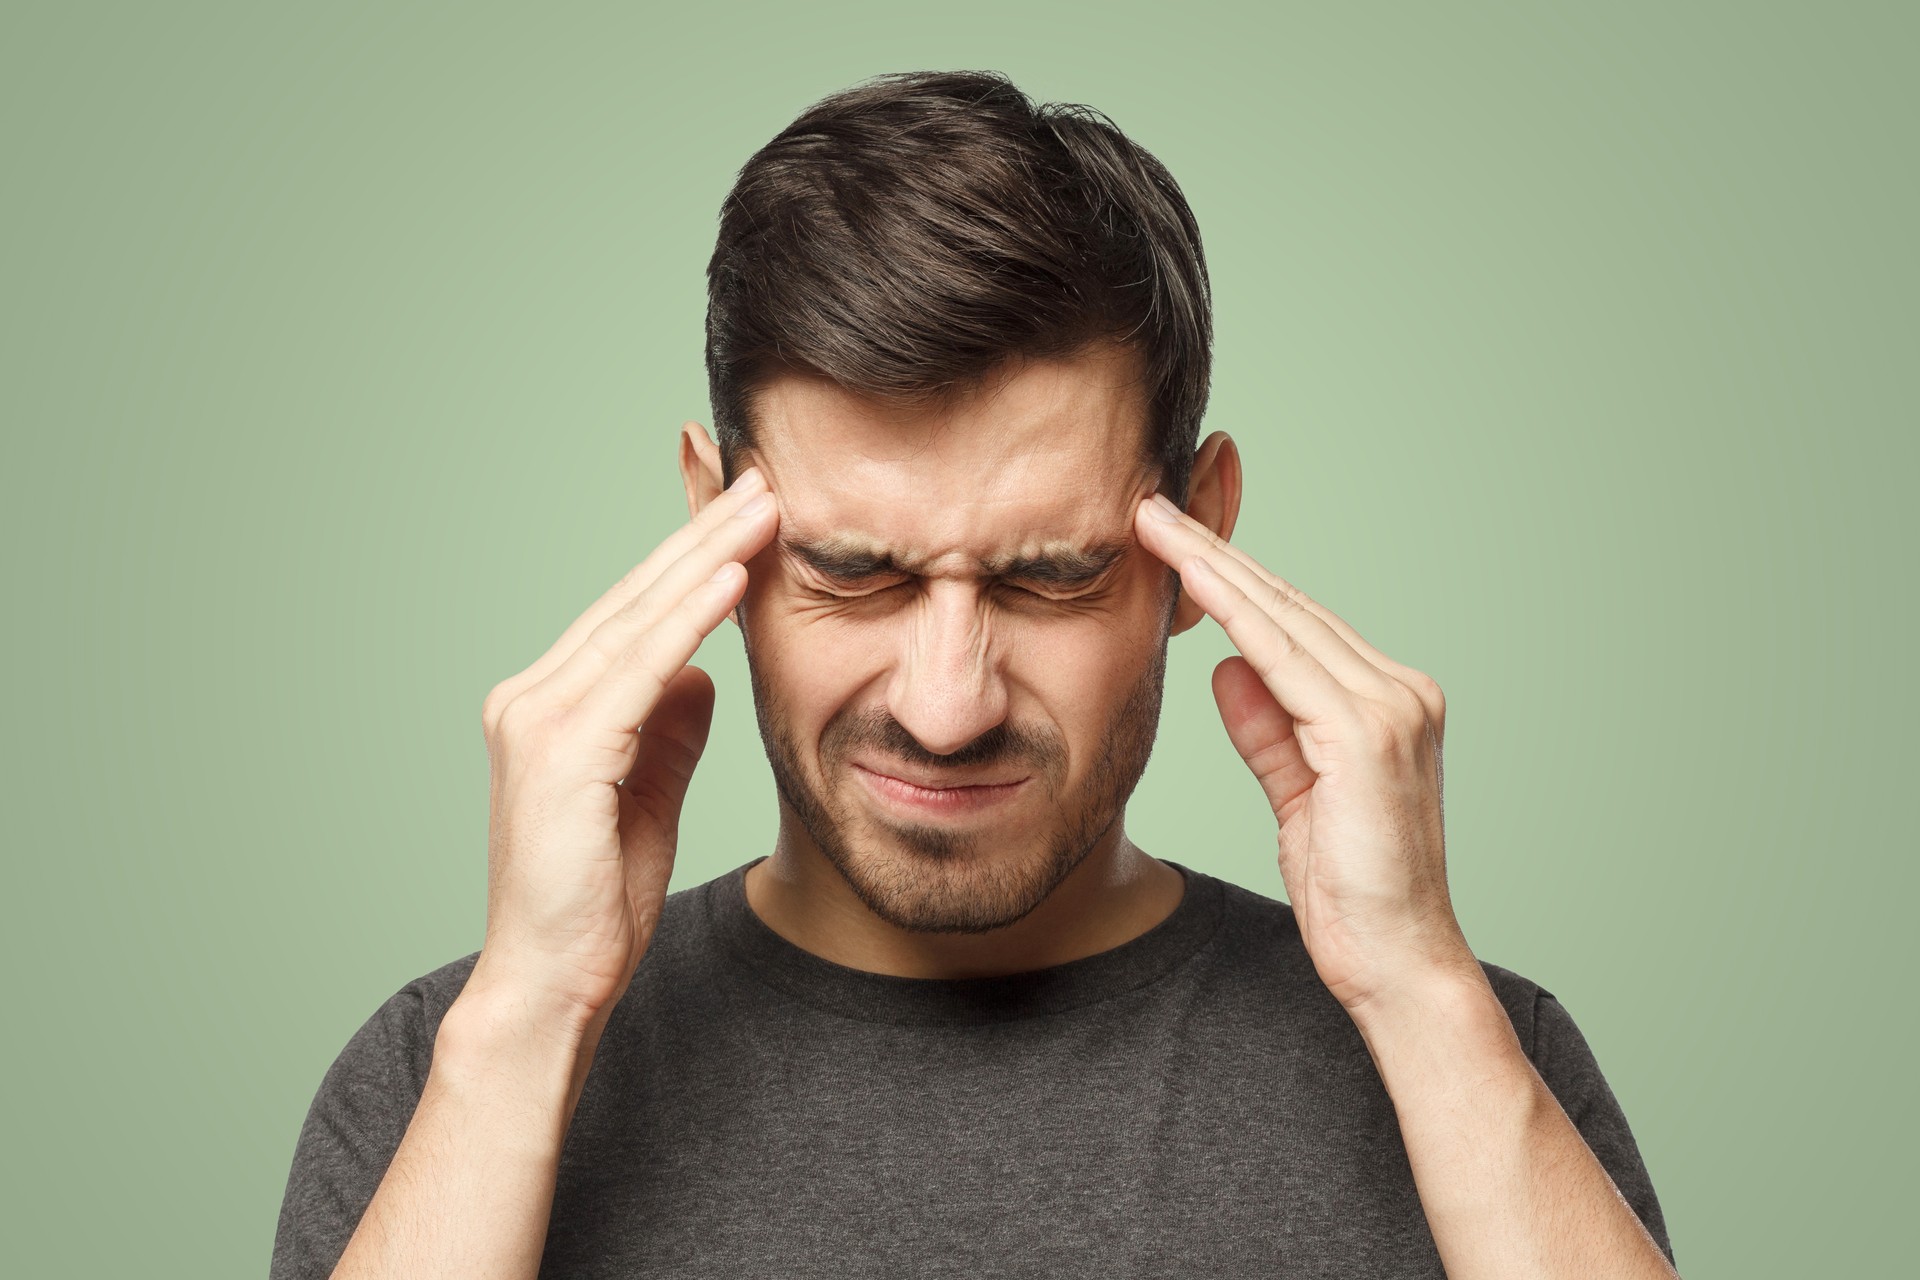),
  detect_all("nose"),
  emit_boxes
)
[883,581,1009,757]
